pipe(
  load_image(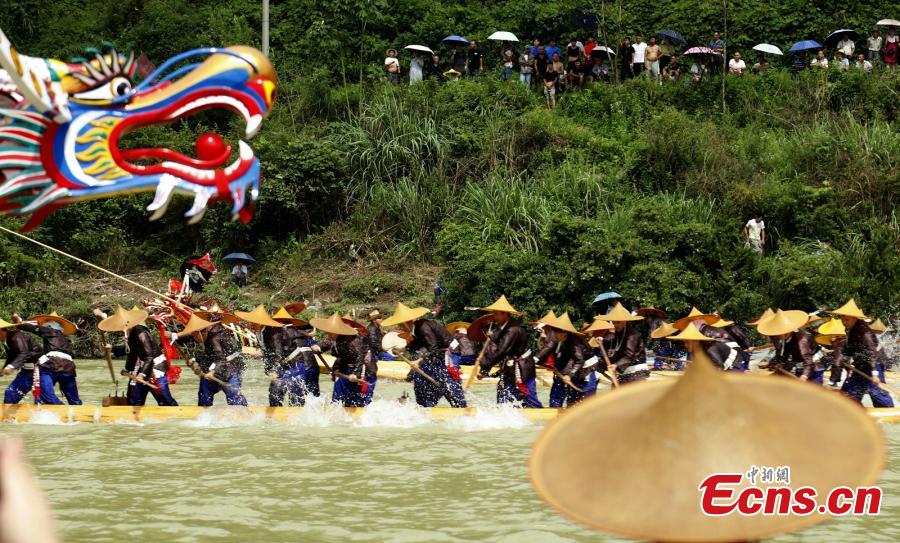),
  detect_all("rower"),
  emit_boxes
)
[831,299,894,407]
[445,322,476,367]
[537,313,590,407]
[234,305,287,407]
[366,310,392,361]
[169,307,248,406]
[310,313,375,407]
[816,319,848,387]
[273,305,321,403]
[672,308,744,372]
[710,315,751,370]
[597,302,648,383]
[477,295,542,408]
[756,309,822,382]
[381,303,467,408]
[647,321,684,369]
[97,306,178,406]
[14,312,82,405]
[1,317,57,404]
